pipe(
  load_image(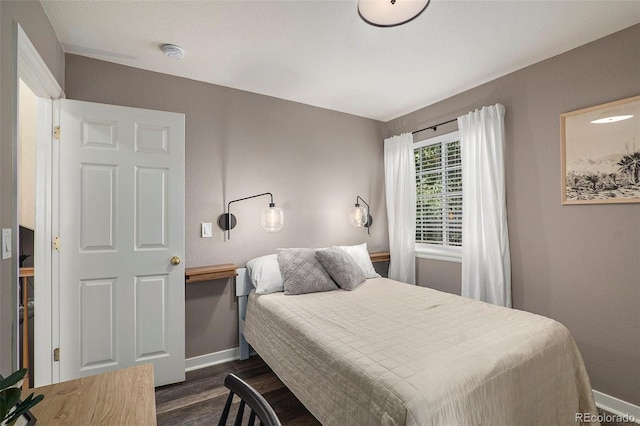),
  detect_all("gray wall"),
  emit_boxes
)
[64,54,388,357]
[0,0,65,375]
[386,24,640,406]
